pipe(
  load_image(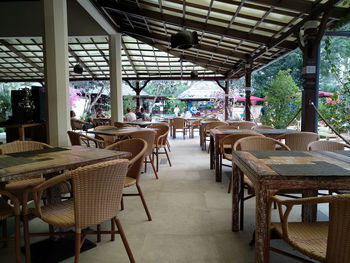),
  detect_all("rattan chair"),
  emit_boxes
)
[114,121,135,128]
[149,124,172,171]
[24,159,134,263]
[307,140,350,150]
[151,122,171,151]
[106,138,151,221]
[220,132,262,193]
[189,119,200,138]
[269,194,350,263]
[94,125,117,147]
[0,141,53,200]
[251,125,274,130]
[172,117,186,139]
[0,190,21,263]
[67,131,104,148]
[204,121,227,151]
[276,132,320,150]
[233,136,290,230]
[237,121,255,130]
[128,129,158,179]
